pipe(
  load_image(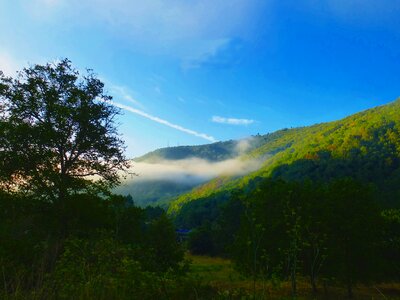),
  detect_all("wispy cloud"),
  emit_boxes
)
[24,0,266,67]
[113,101,216,142]
[212,116,254,125]
[182,38,245,70]
[108,84,145,110]
[181,38,231,70]
[0,51,23,76]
